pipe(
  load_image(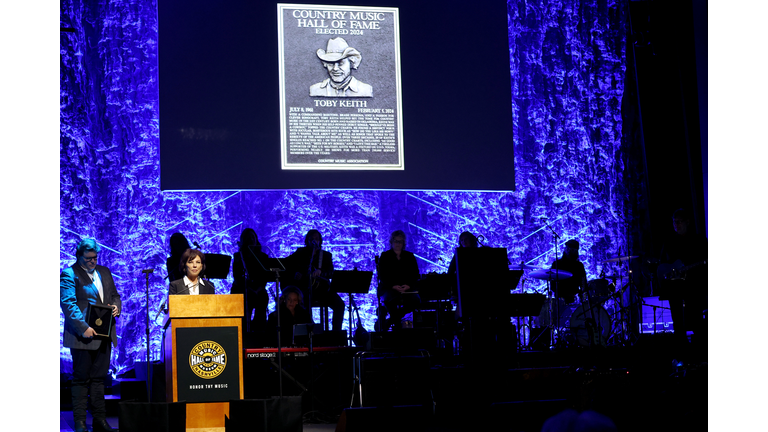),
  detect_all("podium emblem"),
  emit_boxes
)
[189,340,227,379]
